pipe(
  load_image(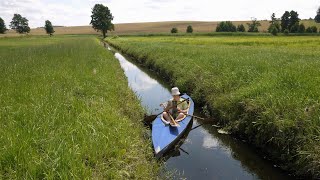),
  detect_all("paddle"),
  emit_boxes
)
[184,114,204,120]
[143,98,189,124]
